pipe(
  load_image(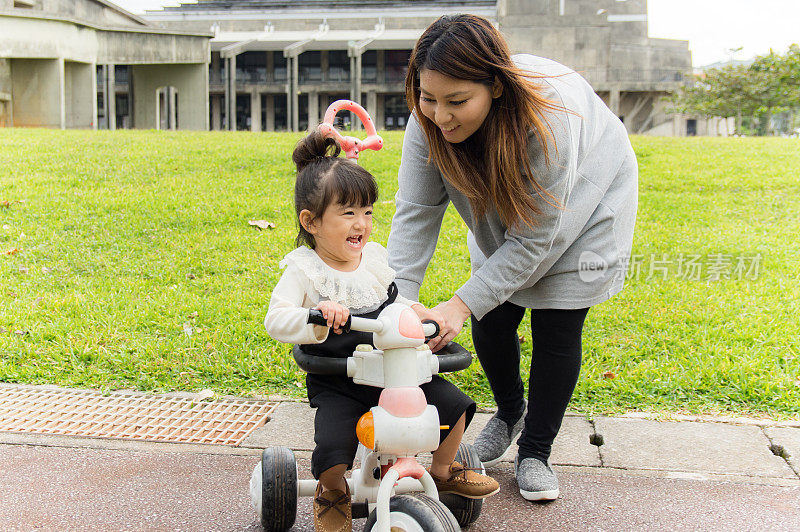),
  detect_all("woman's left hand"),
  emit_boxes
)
[427,295,472,353]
